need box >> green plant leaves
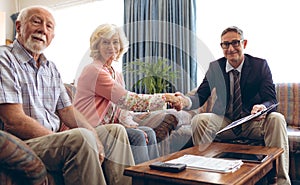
[124,58,178,94]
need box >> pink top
[74,61,166,127]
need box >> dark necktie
[231,70,242,135]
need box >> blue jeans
[126,126,159,164]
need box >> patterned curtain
[123,0,197,94]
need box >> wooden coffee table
[124,142,283,185]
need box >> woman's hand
[142,130,149,144]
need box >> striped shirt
[0,40,71,132]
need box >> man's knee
[63,128,98,151]
[110,124,127,136]
[191,113,210,129]
[265,112,287,133]
[267,112,287,126]
[268,112,285,120]
[99,124,129,143]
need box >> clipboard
[216,103,279,135]
[214,152,268,163]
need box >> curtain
[123,0,197,94]
[10,12,19,40]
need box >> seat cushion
[287,126,300,153]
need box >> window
[45,0,124,83]
[47,0,298,83]
[196,0,299,83]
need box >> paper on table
[216,103,279,135]
[165,154,243,173]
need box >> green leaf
[124,58,179,94]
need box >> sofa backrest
[189,83,300,128]
[276,83,300,128]
[64,82,300,128]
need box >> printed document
[166,154,243,173]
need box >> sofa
[164,83,300,183]
[1,83,298,184]
[0,130,51,185]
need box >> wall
[18,0,101,9]
[196,0,299,83]
[0,0,17,41]
[0,0,101,42]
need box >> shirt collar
[12,40,49,67]
[225,58,244,73]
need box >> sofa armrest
[0,131,47,185]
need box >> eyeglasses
[220,40,243,49]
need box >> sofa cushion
[0,130,47,185]
[287,126,300,152]
[276,83,300,128]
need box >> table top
[124,142,283,185]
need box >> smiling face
[97,34,121,64]
[221,31,247,68]
[16,7,55,55]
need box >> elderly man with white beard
[0,5,134,185]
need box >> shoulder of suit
[244,54,266,62]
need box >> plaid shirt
[0,40,71,132]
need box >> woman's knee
[142,127,157,143]
[127,128,146,145]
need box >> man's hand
[57,106,106,164]
[174,92,190,111]
[98,141,105,164]
[251,104,267,121]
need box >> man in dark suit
[173,26,290,185]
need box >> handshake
[164,93,190,111]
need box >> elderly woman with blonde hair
[74,23,179,164]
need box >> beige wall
[18,0,100,9]
[0,0,97,42]
[0,0,17,42]
[0,11,5,45]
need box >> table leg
[267,158,278,184]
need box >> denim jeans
[126,126,159,164]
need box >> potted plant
[124,58,178,94]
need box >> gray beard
[24,38,46,54]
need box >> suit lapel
[240,55,252,90]
[218,58,231,102]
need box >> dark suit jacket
[189,54,277,118]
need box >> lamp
[0,11,5,45]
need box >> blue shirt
[0,40,71,131]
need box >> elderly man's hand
[98,143,105,164]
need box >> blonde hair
[90,24,129,60]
